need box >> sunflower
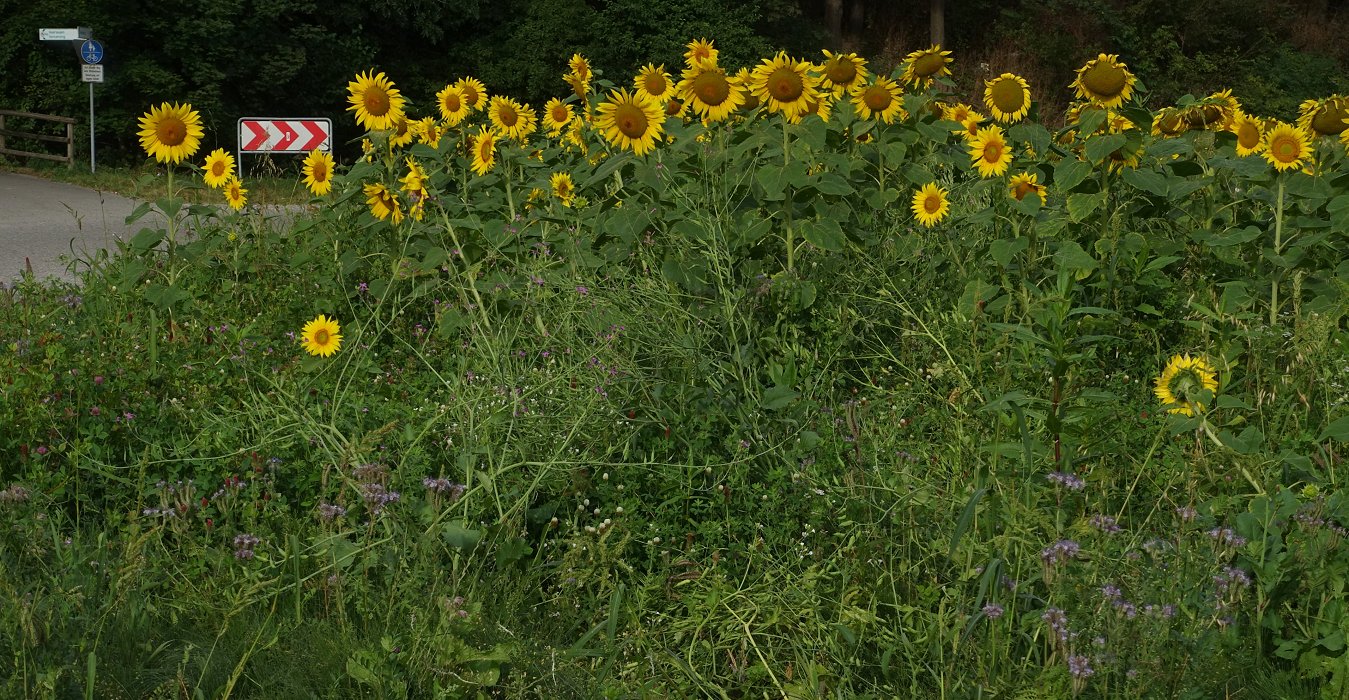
[943,102,977,125]
[969,126,1012,178]
[489,96,537,142]
[300,315,343,358]
[684,38,718,69]
[413,116,443,146]
[347,71,406,132]
[911,183,950,228]
[1154,354,1218,417]
[223,177,247,211]
[1183,90,1240,130]
[595,89,666,156]
[851,76,905,124]
[1151,107,1188,137]
[201,148,234,189]
[819,50,869,97]
[137,102,204,164]
[454,77,488,111]
[1297,96,1349,137]
[564,71,590,101]
[959,117,983,140]
[800,93,833,124]
[634,64,674,104]
[470,127,497,176]
[1071,54,1136,109]
[665,97,688,119]
[1008,172,1047,205]
[733,68,760,112]
[363,183,404,223]
[388,117,414,148]
[302,149,335,196]
[1262,122,1311,172]
[436,84,471,125]
[983,73,1031,123]
[543,98,574,135]
[550,172,576,207]
[749,52,821,121]
[569,54,592,83]
[901,45,954,89]
[400,159,428,221]
[677,61,745,123]
[1228,111,1264,157]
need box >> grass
[0,155,312,206]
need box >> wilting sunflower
[1228,111,1264,157]
[347,71,406,132]
[634,64,674,104]
[201,148,234,189]
[819,50,869,97]
[138,102,204,164]
[488,96,537,142]
[595,89,666,156]
[300,315,343,358]
[543,98,574,135]
[223,177,247,211]
[677,61,745,123]
[1182,90,1240,130]
[749,52,822,121]
[363,182,404,223]
[1008,172,1047,205]
[1154,354,1218,417]
[470,127,497,176]
[454,77,488,111]
[1072,54,1136,109]
[984,73,1031,123]
[1262,122,1311,171]
[1151,107,1188,137]
[901,45,954,89]
[1297,95,1349,137]
[550,172,576,207]
[436,84,470,125]
[684,38,718,68]
[969,126,1012,178]
[851,76,905,124]
[911,183,950,228]
[302,149,335,197]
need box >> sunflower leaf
[1054,159,1091,192]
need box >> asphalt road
[0,171,137,285]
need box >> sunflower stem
[1270,175,1285,327]
[783,117,795,273]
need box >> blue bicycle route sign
[80,39,103,65]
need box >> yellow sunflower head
[819,50,869,97]
[901,45,954,89]
[470,127,497,176]
[437,84,470,125]
[1229,111,1264,157]
[346,71,406,132]
[983,73,1031,123]
[850,76,905,124]
[413,116,443,146]
[489,96,537,142]
[454,77,488,111]
[1183,89,1240,130]
[300,315,343,358]
[302,149,335,197]
[969,125,1012,178]
[749,52,821,120]
[1071,54,1137,108]
[569,54,592,82]
[684,38,718,69]
[137,102,204,164]
[1008,172,1047,205]
[1151,107,1189,137]
[911,183,950,228]
[544,98,574,135]
[387,116,414,148]
[1154,354,1218,417]
[943,102,976,124]
[634,64,674,104]
[363,182,404,223]
[201,148,234,189]
[677,60,745,123]
[550,172,576,207]
[223,176,247,211]
[595,88,666,156]
[1262,122,1311,171]
[1297,95,1349,137]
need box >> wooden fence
[0,110,76,165]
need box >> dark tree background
[1,0,1345,166]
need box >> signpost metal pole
[79,38,104,173]
[89,82,95,173]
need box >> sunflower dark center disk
[769,69,804,101]
[157,118,187,147]
[365,89,390,116]
[863,87,891,111]
[983,142,1003,162]
[499,106,518,127]
[1311,103,1348,135]
[912,54,945,78]
[445,95,461,112]
[644,74,667,95]
[615,105,648,138]
[1237,123,1260,148]
[990,80,1025,112]
[924,195,942,213]
[315,330,329,344]
[1083,63,1126,97]
[827,61,856,84]
[693,74,729,105]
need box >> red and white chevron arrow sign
[237,118,331,153]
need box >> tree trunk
[826,0,844,49]
[848,0,865,38]
[931,0,945,46]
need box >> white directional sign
[237,118,332,153]
[39,28,89,41]
[81,65,104,83]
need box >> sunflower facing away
[634,64,675,104]
[223,177,247,211]
[969,125,1012,178]
[1297,96,1349,137]
[470,127,497,176]
[300,315,343,358]
[819,50,869,98]
[749,52,822,121]
[677,61,745,123]
[488,96,537,142]
[1151,107,1188,138]
[363,182,404,223]
[595,89,666,156]
[984,73,1031,123]
[684,38,718,69]
[347,71,406,132]
[400,158,428,221]
[1154,354,1218,417]
[302,149,335,196]
[1262,122,1311,171]
[1072,54,1137,109]
[550,172,576,207]
[851,76,905,124]
[201,148,234,189]
[543,98,574,135]
[437,84,470,125]
[138,102,204,164]
[1008,172,1047,205]
[901,45,953,88]
[1228,111,1264,157]
[911,183,950,228]
[454,77,488,111]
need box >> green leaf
[989,237,1028,267]
[442,521,482,550]
[1121,167,1169,197]
[1054,159,1091,191]
[761,384,800,411]
[1066,192,1106,222]
[1054,241,1098,274]
[801,218,845,251]
[812,173,855,196]
[129,227,165,252]
[1084,133,1128,163]
[902,163,935,185]
[1318,415,1349,443]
